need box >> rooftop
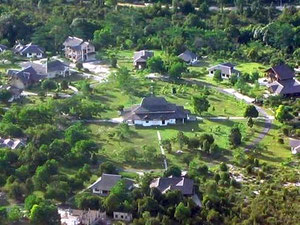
[267,64,295,80]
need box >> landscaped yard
[88,123,164,171]
[95,78,247,119]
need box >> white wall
[133,119,176,127]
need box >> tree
[162,139,172,153]
[41,79,57,91]
[8,206,22,223]
[244,105,259,118]
[30,201,61,225]
[229,127,242,147]
[61,80,68,90]
[0,50,15,63]
[191,95,210,115]
[213,70,222,82]
[177,131,188,149]
[164,165,181,177]
[76,62,83,70]
[168,62,186,79]
[275,105,293,122]
[123,147,138,162]
[0,89,12,103]
[247,117,254,128]
[99,162,117,175]
[174,202,191,223]
[111,66,133,93]
[25,194,42,211]
[147,56,165,73]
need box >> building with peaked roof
[88,174,134,196]
[21,60,70,78]
[266,64,300,97]
[59,208,106,225]
[121,96,191,127]
[63,36,95,62]
[7,66,46,89]
[133,50,154,69]
[208,62,240,79]
[290,139,300,155]
[13,42,44,58]
[0,44,7,53]
[0,138,25,150]
[150,176,194,196]
[178,50,198,65]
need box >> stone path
[157,131,168,170]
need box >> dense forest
[0,0,299,225]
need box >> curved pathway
[182,78,273,151]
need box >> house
[133,50,154,69]
[0,44,7,52]
[0,138,25,150]
[150,176,194,196]
[178,50,198,65]
[290,139,300,155]
[265,64,300,97]
[208,62,240,79]
[88,174,134,196]
[122,96,191,127]
[7,66,46,89]
[21,59,70,78]
[63,36,95,62]
[59,208,106,225]
[113,212,133,222]
[13,42,44,58]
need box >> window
[121,215,124,219]
[146,121,149,123]
[162,120,165,125]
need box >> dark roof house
[178,50,198,65]
[21,60,70,78]
[0,44,8,52]
[133,50,154,69]
[89,174,134,196]
[266,64,295,81]
[290,139,300,155]
[266,64,300,97]
[150,176,194,196]
[13,42,45,58]
[208,62,240,79]
[122,96,190,126]
[7,66,46,89]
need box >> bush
[76,62,83,70]
[278,138,284,144]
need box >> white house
[59,208,106,225]
[113,212,133,222]
[290,139,300,155]
[178,50,198,65]
[13,42,44,58]
[63,36,95,62]
[122,96,191,127]
[208,62,240,79]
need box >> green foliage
[0,89,12,103]
[213,70,222,82]
[174,202,191,223]
[191,95,210,115]
[30,201,60,225]
[275,105,294,122]
[164,165,181,177]
[41,79,57,91]
[147,56,165,73]
[229,127,242,147]
[244,105,259,118]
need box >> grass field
[95,78,247,119]
[88,123,164,171]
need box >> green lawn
[88,123,164,171]
[236,62,268,77]
[95,78,247,119]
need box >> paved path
[197,116,274,120]
[157,131,168,170]
[182,78,273,151]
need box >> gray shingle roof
[14,43,44,55]
[8,66,46,86]
[208,62,239,75]
[267,64,295,80]
[268,79,300,95]
[122,97,190,121]
[133,50,154,62]
[63,36,84,47]
[0,44,7,52]
[150,176,194,195]
[89,174,134,192]
[178,50,197,63]
[22,60,69,74]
